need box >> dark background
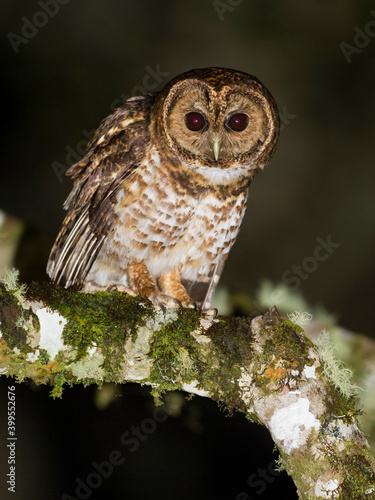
[1,1,374,498]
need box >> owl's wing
[47,94,156,287]
[182,259,225,310]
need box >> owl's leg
[127,261,183,311]
[158,270,195,308]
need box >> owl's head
[152,67,280,178]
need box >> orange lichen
[264,365,287,381]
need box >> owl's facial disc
[164,82,272,168]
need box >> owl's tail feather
[46,206,103,288]
[182,259,224,310]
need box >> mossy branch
[0,279,374,499]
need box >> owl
[47,68,280,310]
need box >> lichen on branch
[0,276,374,499]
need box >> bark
[0,280,374,499]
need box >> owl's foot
[127,261,196,314]
[158,270,194,308]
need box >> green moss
[322,441,375,499]
[6,352,31,382]
[148,309,200,395]
[0,281,156,396]
[277,421,375,499]
[203,317,254,413]
[148,313,255,413]
[37,348,50,366]
[321,391,362,428]
[277,448,324,498]
[50,372,71,399]
[252,315,315,395]
[205,316,255,363]
[27,281,152,379]
[262,318,311,364]
[0,283,29,352]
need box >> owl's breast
[111,159,198,268]
[178,190,248,280]
[109,152,248,280]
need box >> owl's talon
[158,303,167,317]
[173,298,184,314]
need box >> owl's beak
[211,137,222,161]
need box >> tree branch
[0,280,374,499]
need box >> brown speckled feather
[47,94,156,286]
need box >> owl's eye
[225,113,249,132]
[185,112,207,132]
